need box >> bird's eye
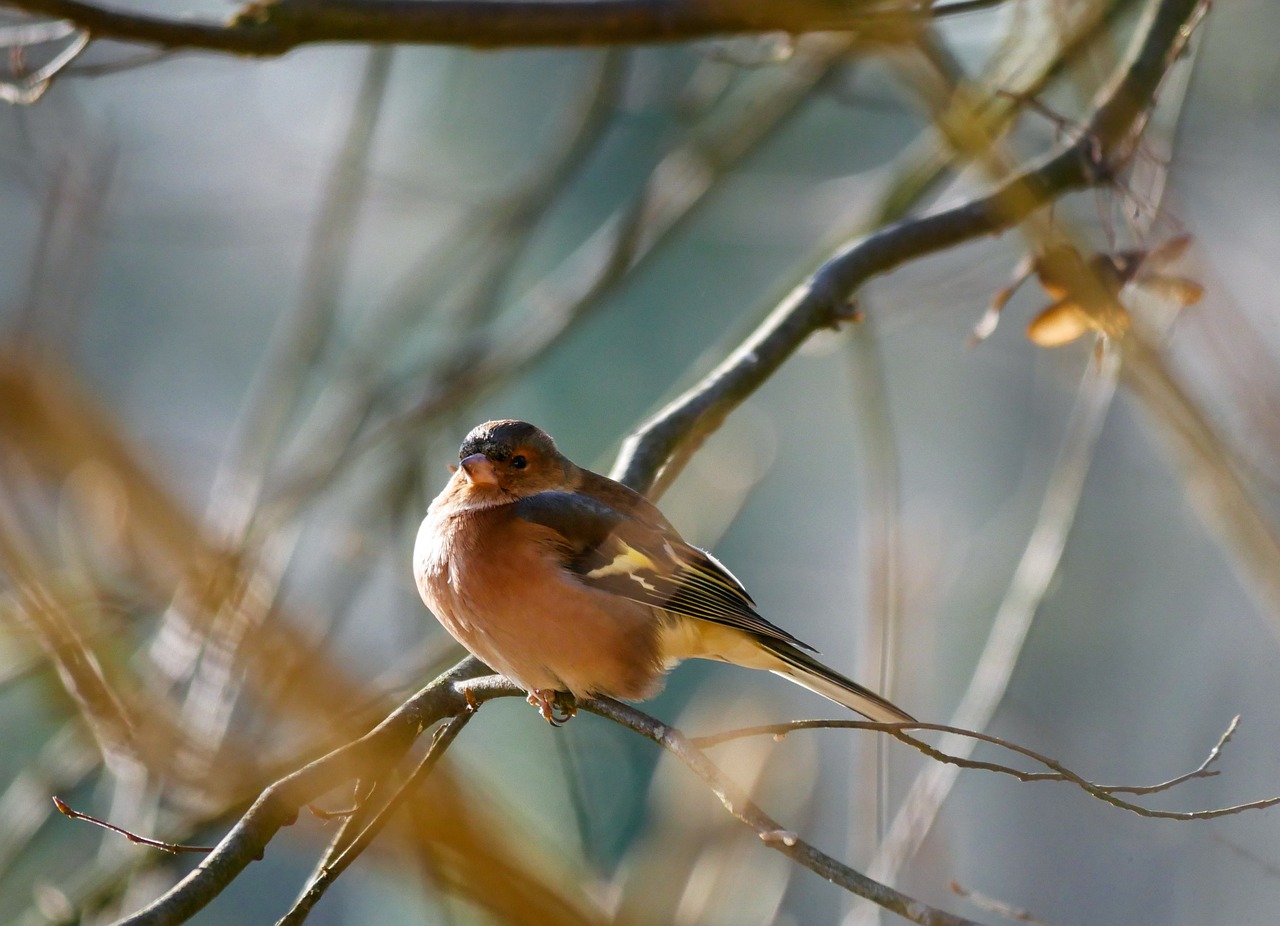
[510,455,527,470]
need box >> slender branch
[583,698,985,926]
[611,0,1208,495]
[104,664,1259,924]
[688,717,1280,821]
[51,797,214,854]
[277,710,476,926]
[0,0,996,56]
[1099,715,1238,796]
[112,658,492,926]
[948,883,1057,926]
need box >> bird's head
[452,420,571,499]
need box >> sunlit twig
[949,881,1057,926]
[690,715,1278,820]
[52,796,214,854]
[279,710,475,926]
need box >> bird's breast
[412,509,467,627]
[412,504,666,700]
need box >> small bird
[414,420,914,725]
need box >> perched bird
[414,420,914,725]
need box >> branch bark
[0,0,992,55]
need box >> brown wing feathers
[513,491,815,652]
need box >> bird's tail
[758,639,915,724]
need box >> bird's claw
[529,689,577,726]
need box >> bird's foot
[528,689,577,726]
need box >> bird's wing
[513,491,815,652]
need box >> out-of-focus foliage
[1,1,1279,924]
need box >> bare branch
[581,699,987,926]
[100,654,1257,923]
[689,717,1280,821]
[112,657,491,926]
[278,710,476,926]
[1100,715,1239,796]
[0,0,994,56]
[107,665,986,926]
[51,797,214,854]
[612,0,1209,495]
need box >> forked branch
[612,0,1208,496]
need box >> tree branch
[94,676,1274,926]
[611,0,1207,496]
[0,0,994,56]
[277,709,476,926]
[583,698,986,926]
[689,716,1280,821]
[108,670,994,926]
[112,657,491,926]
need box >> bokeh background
[2,0,1279,924]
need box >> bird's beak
[458,452,500,487]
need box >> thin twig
[52,797,214,854]
[949,882,1057,926]
[111,658,492,926]
[0,723,97,878]
[581,699,987,926]
[277,710,475,926]
[1099,715,1239,795]
[688,717,1280,821]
